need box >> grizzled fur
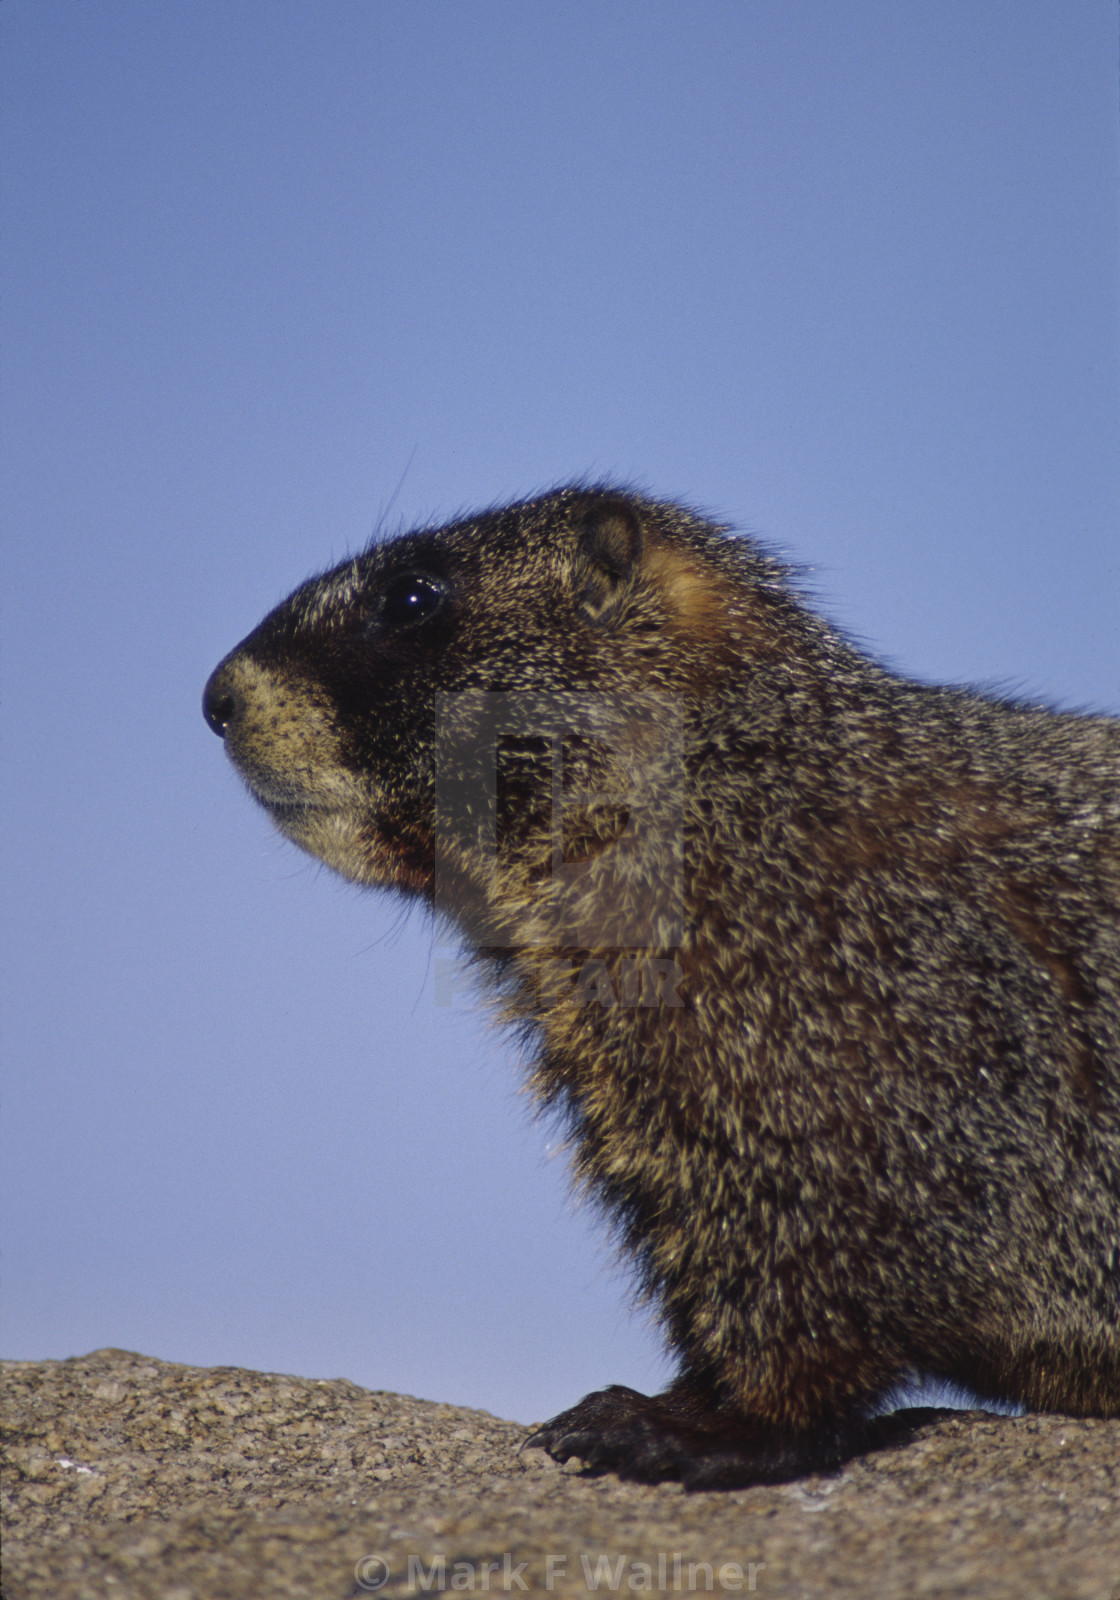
[204,486,1120,1489]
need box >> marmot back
[204,486,1120,1488]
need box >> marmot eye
[379,571,446,628]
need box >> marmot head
[203,486,789,944]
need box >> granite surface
[3,1349,1119,1599]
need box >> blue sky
[2,0,1117,1424]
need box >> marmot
[203,486,1120,1489]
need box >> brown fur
[204,486,1120,1487]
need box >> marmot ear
[571,496,644,618]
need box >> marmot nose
[202,664,240,737]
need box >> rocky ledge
[2,1349,1118,1599]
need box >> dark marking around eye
[379,571,446,629]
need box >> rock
[2,1349,1118,1598]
